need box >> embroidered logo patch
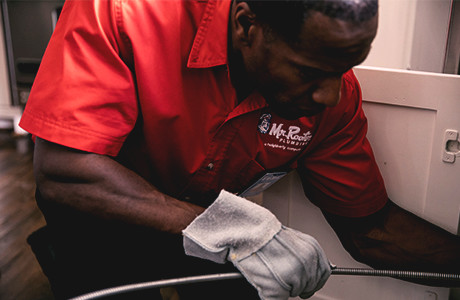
[264,123,313,152]
[258,113,272,134]
[263,122,313,152]
[258,113,313,152]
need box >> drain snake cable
[69,266,460,300]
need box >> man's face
[243,12,378,120]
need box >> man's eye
[298,68,346,81]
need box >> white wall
[0,11,12,108]
[362,0,417,70]
[362,0,453,73]
[0,10,21,129]
[410,0,452,73]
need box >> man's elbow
[32,137,78,203]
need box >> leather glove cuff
[183,190,282,263]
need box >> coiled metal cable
[70,268,460,300]
[331,267,460,281]
[69,273,242,300]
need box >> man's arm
[322,200,460,285]
[33,137,205,234]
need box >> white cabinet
[356,67,460,234]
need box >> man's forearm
[34,137,205,234]
[323,200,460,286]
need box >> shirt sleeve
[19,0,137,156]
[298,71,388,218]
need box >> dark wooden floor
[0,130,54,300]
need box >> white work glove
[183,190,331,300]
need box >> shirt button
[206,162,214,170]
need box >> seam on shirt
[187,0,216,67]
[22,109,125,144]
[114,0,133,62]
[343,71,356,87]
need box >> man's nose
[311,76,342,107]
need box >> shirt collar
[187,0,232,68]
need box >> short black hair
[244,0,378,42]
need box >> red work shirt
[20,0,387,217]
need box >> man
[20,0,459,299]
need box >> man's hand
[323,200,460,286]
[183,190,331,299]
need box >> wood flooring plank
[0,131,53,300]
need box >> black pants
[29,192,260,300]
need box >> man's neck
[227,50,254,102]
[227,1,255,102]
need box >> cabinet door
[356,66,460,233]
[263,66,460,300]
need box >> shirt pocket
[177,158,266,207]
[226,159,266,194]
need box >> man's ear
[232,1,257,45]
